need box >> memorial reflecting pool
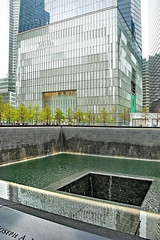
[0,153,160,189]
[0,153,160,239]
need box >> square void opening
[58,173,152,206]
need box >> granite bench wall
[0,127,61,164]
[0,126,160,164]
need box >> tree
[11,107,17,125]
[32,105,40,124]
[66,108,74,124]
[38,109,44,124]
[4,103,15,124]
[74,109,84,124]
[84,109,94,125]
[120,107,130,125]
[99,108,110,125]
[54,108,65,125]
[42,104,53,125]
[0,95,4,124]
[17,103,29,124]
[28,106,34,124]
[142,106,149,126]
[112,105,118,125]
[142,106,149,113]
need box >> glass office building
[16,1,142,119]
[0,78,16,107]
[148,0,160,112]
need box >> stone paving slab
[0,205,112,240]
[0,198,145,240]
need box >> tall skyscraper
[142,59,149,108]
[148,0,160,57]
[118,0,142,49]
[8,0,20,92]
[0,0,20,106]
[0,0,19,106]
[15,0,142,122]
[147,0,160,112]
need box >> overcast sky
[0,0,149,79]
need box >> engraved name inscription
[0,225,35,240]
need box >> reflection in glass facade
[19,0,50,33]
[18,0,115,33]
[17,6,142,118]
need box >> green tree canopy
[84,109,94,125]
[17,103,29,124]
[99,108,110,125]
[65,108,74,123]
[42,104,53,124]
[112,105,118,124]
[119,107,130,125]
[142,106,149,126]
[0,95,4,124]
[32,105,40,124]
[142,106,149,113]
[4,103,15,124]
[54,108,65,125]
[28,106,34,124]
[74,109,84,124]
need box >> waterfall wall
[0,126,160,164]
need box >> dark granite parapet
[63,138,160,159]
[62,127,160,160]
[1,126,160,164]
[0,127,61,164]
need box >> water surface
[0,153,160,191]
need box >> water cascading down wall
[0,126,160,164]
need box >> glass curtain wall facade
[148,0,160,57]
[18,0,141,49]
[0,78,16,106]
[148,0,160,112]
[16,6,142,118]
[18,0,116,33]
